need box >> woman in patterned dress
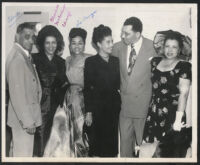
[143,31,192,157]
[44,28,90,157]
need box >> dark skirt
[87,99,120,157]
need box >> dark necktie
[28,55,38,79]
[28,55,34,64]
[127,44,136,76]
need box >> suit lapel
[15,44,38,80]
[120,42,129,81]
[127,38,147,81]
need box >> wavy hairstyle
[163,31,184,50]
[92,24,112,48]
[36,25,65,55]
[69,28,87,44]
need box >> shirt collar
[131,36,143,54]
[15,43,30,57]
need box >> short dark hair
[16,22,34,34]
[69,28,87,44]
[163,31,183,49]
[36,25,64,55]
[124,17,143,33]
[92,24,112,47]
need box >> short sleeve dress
[143,57,192,143]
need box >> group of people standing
[6,16,192,158]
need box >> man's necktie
[28,55,34,64]
[127,44,136,76]
[28,55,38,79]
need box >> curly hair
[36,25,65,55]
[123,17,143,33]
[92,24,112,47]
[163,31,184,49]
[69,28,87,43]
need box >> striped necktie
[127,44,136,76]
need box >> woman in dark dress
[143,31,192,157]
[84,24,121,157]
[32,25,68,157]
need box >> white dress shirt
[126,36,143,69]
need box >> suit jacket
[6,44,42,129]
[112,37,156,118]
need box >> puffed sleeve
[150,56,162,70]
[179,61,192,81]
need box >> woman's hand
[173,121,187,131]
[85,112,92,126]
[173,111,186,131]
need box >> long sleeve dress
[84,54,121,157]
[32,53,68,157]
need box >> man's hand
[25,127,36,135]
[24,123,36,135]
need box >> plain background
[2,2,198,163]
[5,3,192,59]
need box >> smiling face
[44,36,57,56]
[121,25,140,45]
[18,28,35,52]
[69,36,85,56]
[97,35,113,55]
[164,39,180,59]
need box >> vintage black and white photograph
[1,2,198,162]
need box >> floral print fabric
[143,57,191,143]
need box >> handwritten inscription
[8,12,23,28]
[62,11,72,27]
[50,5,59,22]
[76,10,97,27]
[50,4,72,27]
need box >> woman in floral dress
[143,31,192,157]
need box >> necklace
[158,58,180,72]
[163,59,178,67]
[99,54,109,62]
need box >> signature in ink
[54,4,66,25]
[50,4,59,22]
[8,12,23,28]
[62,11,72,27]
[76,10,97,27]
[50,4,72,27]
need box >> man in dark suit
[112,17,157,157]
[6,23,42,156]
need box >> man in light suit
[6,23,42,157]
[112,17,156,157]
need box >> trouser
[12,127,34,157]
[33,112,53,157]
[119,112,146,157]
[6,125,12,157]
